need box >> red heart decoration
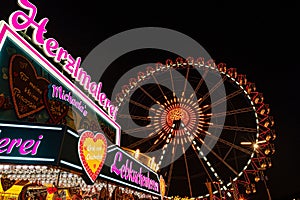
[44,87,69,124]
[47,187,58,194]
[78,131,107,183]
[9,54,50,119]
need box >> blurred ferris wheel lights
[240,140,267,146]
[253,143,259,150]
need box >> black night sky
[0,1,299,200]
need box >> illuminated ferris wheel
[113,57,276,199]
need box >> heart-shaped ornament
[44,87,69,124]
[9,54,50,118]
[79,117,101,132]
[1,177,16,192]
[78,130,107,183]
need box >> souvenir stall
[0,1,165,199]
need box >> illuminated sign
[0,12,121,146]
[0,2,162,197]
[0,120,161,197]
[78,130,107,183]
[49,84,88,117]
[0,120,64,165]
[8,0,118,121]
[100,146,161,196]
[110,151,159,192]
[0,134,43,155]
[60,131,161,197]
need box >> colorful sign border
[0,20,121,146]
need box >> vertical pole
[263,177,272,200]
[231,179,239,200]
[216,182,223,199]
[56,170,61,187]
[205,181,213,200]
[106,180,109,199]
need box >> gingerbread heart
[79,117,101,132]
[1,177,16,192]
[78,130,107,183]
[9,54,50,118]
[44,87,69,124]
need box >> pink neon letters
[110,151,159,192]
[0,134,43,155]
[51,84,88,116]
[8,0,48,45]
[8,0,118,121]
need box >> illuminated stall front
[0,0,165,199]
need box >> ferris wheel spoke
[181,142,193,197]
[181,67,190,98]
[202,88,244,113]
[209,124,257,133]
[194,136,239,176]
[191,145,219,191]
[120,97,162,114]
[208,88,243,110]
[183,123,224,191]
[146,135,166,153]
[222,144,234,163]
[189,68,209,99]
[145,123,177,153]
[211,107,254,118]
[122,126,154,134]
[169,68,176,98]
[166,143,177,196]
[118,114,152,121]
[151,74,169,102]
[136,83,164,107]
[199,76,227,104]
[196,128,252,155]
[127,131,160,149]
[129,99,161,113]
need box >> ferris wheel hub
[166,107,190,128]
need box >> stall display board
[0,1,164,198]
[0,20,121,146]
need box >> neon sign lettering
[110,151,159,192]
[0,134,43,155]
[8,0,118,120]
[8,0,48,45]
[50,84,88,116]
